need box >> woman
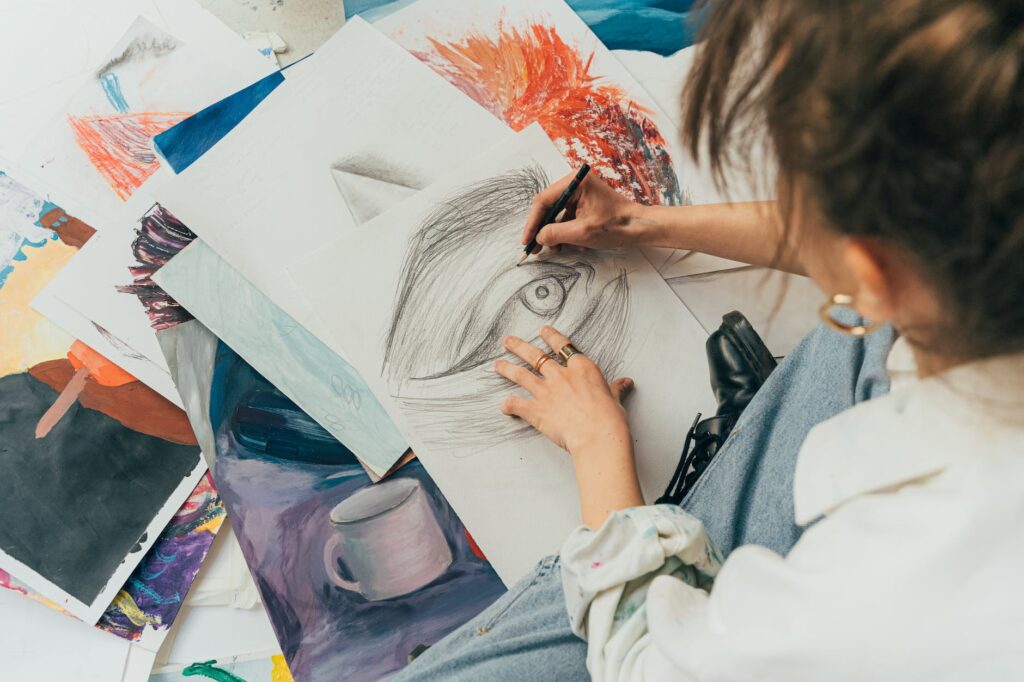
[397,0,1024,679]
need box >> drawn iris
[519,272,578,317]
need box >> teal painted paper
[154,241,406,474]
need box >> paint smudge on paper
[116,204,196,330]
[150,654,294,682]
[0,569,27,595]
[68,112,191,200]
[0,173,58,288]
[183,660,248,681]
[413,21,682,206]
[97,472,224,640]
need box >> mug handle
[323,533,360,593]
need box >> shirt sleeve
[561,475,984,682]
[560,505,723,681]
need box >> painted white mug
[323,477,453,601]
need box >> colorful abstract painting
[97,471,224,642]
[199,345,505,681]
[0,170,205,623]
[349,0,700,56]
[378,0,686,208]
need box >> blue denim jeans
[394,322,897,681]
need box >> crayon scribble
[68,112,191,200]
[415,22,683,206]
[99,73,130,113]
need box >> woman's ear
[843,240,896,325]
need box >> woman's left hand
[495,326,635,456]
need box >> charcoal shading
[383,165,630,448]
[96,33,179,77]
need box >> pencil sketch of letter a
[382,164,630,449]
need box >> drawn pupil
[520,276,567,316]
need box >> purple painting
[97,471,224,640]
[209,344,506,681]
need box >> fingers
[500,395,537,425]
[502,336,560,376]
[494,359,543,395]
[610,377,635,403]
[539,325,575,359]
[520,172,578,246]
[535,217,591,249]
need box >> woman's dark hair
[683,0,1024,359]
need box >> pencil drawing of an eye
[519,272,577,316]
[382,164,629,448]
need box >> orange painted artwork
[411,22,683,208]
[68,112,191,201]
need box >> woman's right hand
[521,172,646,252]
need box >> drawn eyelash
[518,271,578,316]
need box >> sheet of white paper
[375,0,717,277]
[0,0,272,166]
[156,17,513,345]
[154,240,408,476]
[41,226,172,371]
[14,14,273,228]
[0,590,132,682]
[31,285,182,406]
[669,268,821,357]
[287,126,715,585]
[154,605,279,670]
[123,644,159,682]
[0,461,208,624]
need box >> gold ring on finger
[534,354,554,373]
[557,343,582,362]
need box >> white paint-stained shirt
[561,343,1024,680]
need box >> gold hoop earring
[819,293,880,336]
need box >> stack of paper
[5,1,738,680]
